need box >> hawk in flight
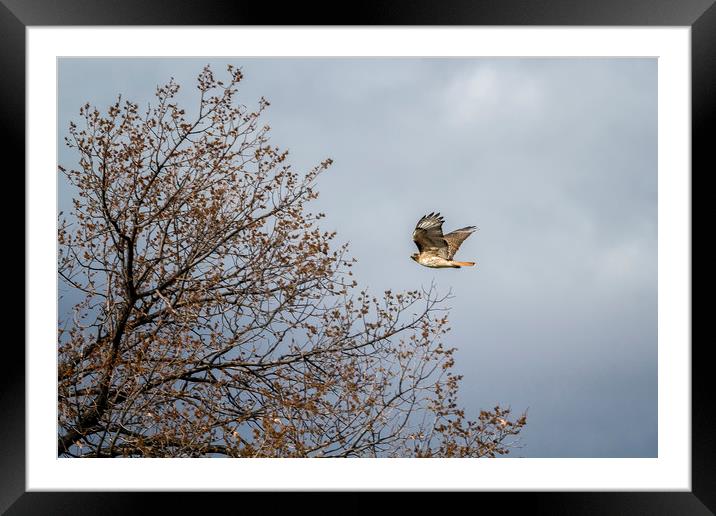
[411,212,477,268]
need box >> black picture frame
[6,0,711,513]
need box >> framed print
[7,0,712,513]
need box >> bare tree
[58,65,526,458]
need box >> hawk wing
[443,226,477,259]
[413,212,449,259]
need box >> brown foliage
[57,65,526,457]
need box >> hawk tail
[453,261,475,267]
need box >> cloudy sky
[58,57,657,457]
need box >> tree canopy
[58,65,526,457]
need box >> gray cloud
[58,57,657,457]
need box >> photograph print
[57,57,656,459]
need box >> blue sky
[58,57,657,457]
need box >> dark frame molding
[7,1,711,513]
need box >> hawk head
[410,252,419,262]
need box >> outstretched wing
[443,226,477,259]
[413,212,449,258]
